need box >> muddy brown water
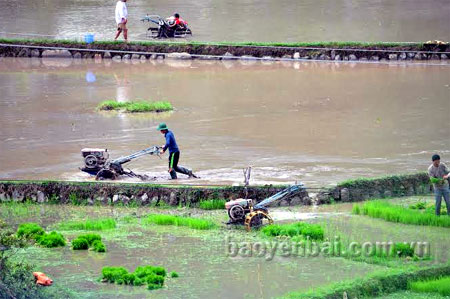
[0,57,449,186]
[0,58,450,186]
[0,0,449,42]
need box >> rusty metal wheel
[244,210,273,231]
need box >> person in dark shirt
[158,123,196,179]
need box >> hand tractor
[80,146,161,180]
[225,183,305,231]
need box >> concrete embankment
[316,172,432,204]
[0,173,432,206]
[0,39,449,62]
[0,181,311,207]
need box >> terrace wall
[0,40,449,62]
[316,172,432,204]
[0,173,433,206]
[0,181,310,207]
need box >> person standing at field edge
[114,0,128,42]
[428,154,450,216]
[158,123,197,180]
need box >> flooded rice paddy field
[0,0,449,42]
[0,57,450,186]
[1,195,449,298]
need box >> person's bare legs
[123,28,128,42]
[114,27,122,40]
[115,22,127,41]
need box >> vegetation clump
[92,240,106,252]
[16,223,65,248]
[409,201,426,210]
[36,232,66,248]
[198,199,226,210]
[145,214,216,230]
[409,276,450,296]
[261,222,324,241]
[392,243,415,258]
[77,233,102,246]
[352,200,450,227]
[97,100,173,113]
[170,271,179,278]
[17,223,45,239]
[58,218,116,231]
[430,177,445,185]
[101,265,166,290]
[71,233,106,252]
[72,237,89,250]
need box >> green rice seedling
[121,215,138,224]
[97,100,173,113]
[352,204,361,215]
[101,265,166,290]
[97,100,126,110]
[16,223,45,239]
[261,222,324,240]
[69,193,83,205]
[145,214,216,230]
[409,202,426,210]
[392,243,415,258]
[57,218,116,231]
[92,240,106,252]
[409,276,450,296]
[354,200,450,227]
[36,231,66,248]
[124,101,173,113]
[425,204,447,215]
[72,238,89,250]
[430,177,445,185]
[101,267,129,283]
[77,233,102,246]
[135,266,166,278]
[198,199,226,210]
[170,272,179,278]
[123,273,137,285]
[147,283,162,290]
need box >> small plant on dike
[57,218,116,231]
[352,200,450,227]
[409,276,450,296]
[170,271,179,278]
[97,100,173,113]
[260,222,324,241]
[198,199,226,210]
[101,265,167,290]
[145,214,217,230]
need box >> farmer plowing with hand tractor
[158,123,198,180]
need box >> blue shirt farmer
[163,130,179,154]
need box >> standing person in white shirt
[114,0,128,42]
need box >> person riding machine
[157,13,188,38]
[141,13,192,38]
